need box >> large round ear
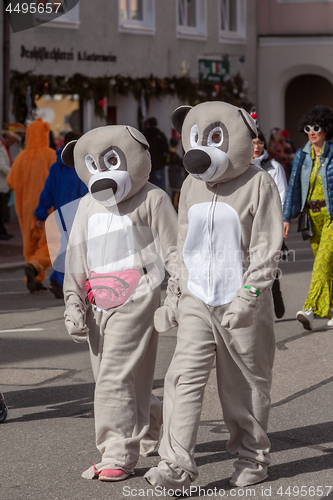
[238,109,258,139]
[61,140,77,167]
[172,106,192,134]
[126,126,149,150]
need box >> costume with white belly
[61,125,178,480]
[145,102,283,489]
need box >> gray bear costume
[61,126,178,479]
[145,102,283,488]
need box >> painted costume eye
[207,127,223,147]
[190,125,200,147]
[85,154,98,174]
[104,150,121,170]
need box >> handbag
[297,211,314,240]
[297,160,321,241]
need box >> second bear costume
[145,101,283,489]
[61,125,178,481]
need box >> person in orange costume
[7,118,56,292]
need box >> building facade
[4,0,257,140]
[258,0,333,149]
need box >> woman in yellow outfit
[283,105,333,330]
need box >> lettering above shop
[20,46,117,63]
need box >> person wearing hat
[0,125,24,240]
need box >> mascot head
[172,101,257,184]
[61,125,151,206]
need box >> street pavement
[0,220,332,500]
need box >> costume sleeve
[243,177,283,292]
[151,192,180,332]
[6,150,24,190]
[34,167,55,221]
[63,200,90,341]
[222,177,283,330]
[151,192,178,280]
[63,200,88,304]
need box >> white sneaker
[296,308,314,330]
[327,318,333,328]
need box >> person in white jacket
[252,129,288,318]
[0,128,21,240]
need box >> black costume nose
[183,149,211,175]
[91,178,118,201]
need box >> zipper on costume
[101,211,113,269]
[207,189,218,300]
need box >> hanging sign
[198,58,229,83]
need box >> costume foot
[0,393,8,423]
[296,308,313,330]
[49,280,64,299]
[25,264,38,292]
[98,469,130,482]
[230,459,268,487]
[144,461,191,490]
[90,464,130,482]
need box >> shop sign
[20,45,117,63]
[198,58,229,83]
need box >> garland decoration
[10,70,252,124]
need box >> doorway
[285,75,333,151]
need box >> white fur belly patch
[87,212,134,273]
[183,202,243,306]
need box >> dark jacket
[35,148,88,221]
[144,127,169,171]
[283,141,333,222]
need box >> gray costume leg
[212,289,275,486]
[145,290,275,488]
[83,289,161,478]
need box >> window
[119,0,155,35]
[35,0,80,29]
[219,0,246,42]
[177,0,207,40]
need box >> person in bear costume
[60,125,178,481]
[145,101,283,489]
[7,118,56,291]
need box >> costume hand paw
[154,292,180,333]
[64,305,89,343]
[221,287,258,330]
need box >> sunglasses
[304,125,322,134]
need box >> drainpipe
[3,3,10,124]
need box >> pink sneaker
[98,468,130,482]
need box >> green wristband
[244,285,260,297]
